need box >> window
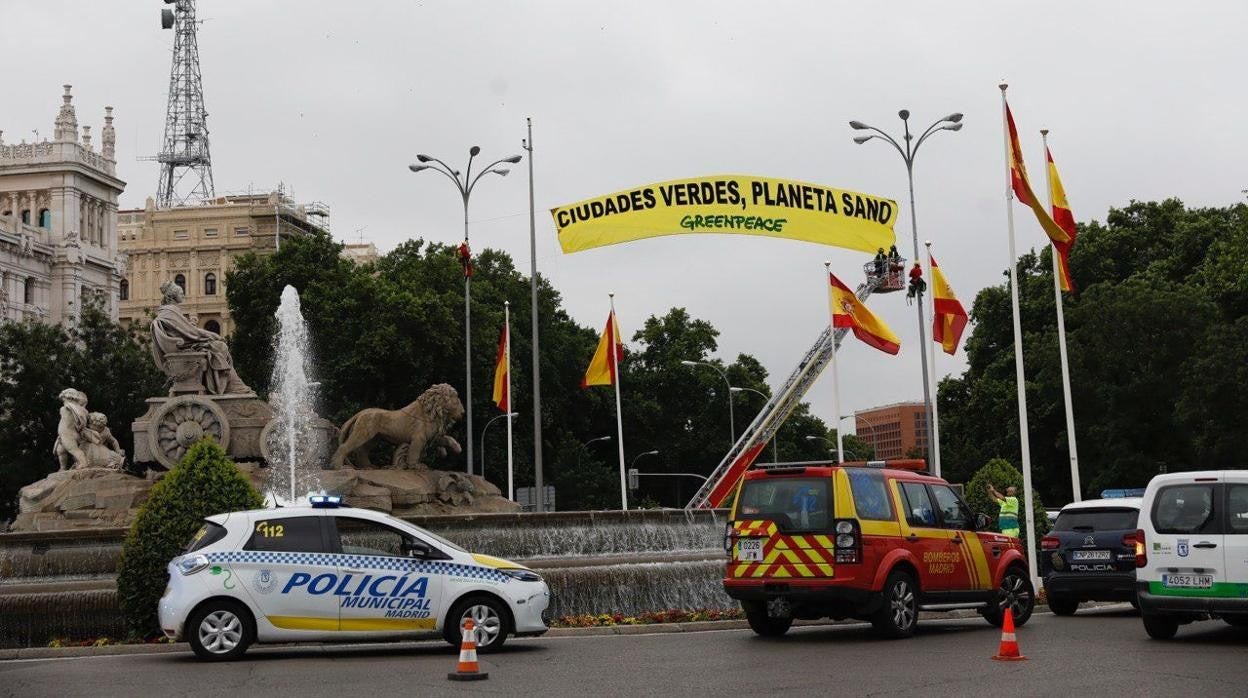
[899,482,937,528]
[1152,484,1219,535]
[334,517,416,558]
[204,227,218,238]
[736,477,831,532]
[204,272,217,295]
[930,484,972,530]
[244,516,326,553]
[186,521,228,553]
[20,210,30,224]
[119,278,129,301]
[234,226,250,236]
[1053,508,1139,532]
[38,209,50,228]
[1226,485,1248,534]
[173,229,189,240]
[23,277,34,304]
[174,274,186,293]
[847,469,894,521]
[204,319,221,334]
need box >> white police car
[159,496,550,660]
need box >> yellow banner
[551,174,897,254]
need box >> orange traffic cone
[448,618,489,681]
[992,607,1027,661]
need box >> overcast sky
[5,1,1245,437]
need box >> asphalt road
[4,605,1247,697]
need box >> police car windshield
[736,477,831,533]
[401,522,467,553]
[1053,508,1138,532]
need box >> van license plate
[1162,574,1214,589]
[737,539,763,562]
[1071,550,1111,561]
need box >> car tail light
[1128,529,1147,568]
[833,519,861,563]
[1041,535,1060,551]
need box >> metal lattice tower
[153,0,214,207]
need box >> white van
[1132,471,1248,639]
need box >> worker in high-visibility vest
[987,484,1020,537]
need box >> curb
[2,603,1069,661]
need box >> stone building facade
[118,193,329,334]
[0,85,125,324]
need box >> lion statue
[330,383,465,469]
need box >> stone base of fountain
[11,468,155,532]
[236,463,521,515]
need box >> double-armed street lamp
[805,434,859,462]
[681,360,735,447]
[409,146,522,475]
[849,110,963,466]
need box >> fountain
[260,286,326,505]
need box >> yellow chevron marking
[772,567,792,579]
[816,563,835,576]
[814,535,835,548]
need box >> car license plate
[736,538,763,562]
[1162,574,1214,589]
[1070,550,1112,561]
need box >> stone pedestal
[132,393,273,469]
[162,350,210,396]
[12,469,154,532]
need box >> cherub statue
[84,411,125,469]
[53,388,90,470]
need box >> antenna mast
[153,0,214,207]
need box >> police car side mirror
[974,513,991,531]
[405,540,433,559]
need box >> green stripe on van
[1147,581,1248,598]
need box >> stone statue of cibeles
[150,281,252,395]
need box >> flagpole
[824,262,845,463]
[1041,129,1082,503]
[609,293,629,510]
[1000,83,1039,586]
[504,301,514,501]
[923,241,942,477]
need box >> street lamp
[630,449,660,469]
[730,386,778,463]
[480,411,518,481]
[577,435,612,469]
[681,360,734,447]
[805,435,859,462]
[849,110,962,466]
[840,414,877,458]
[408,146,523,475]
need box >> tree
[0,300,165,523]
[116,439,264,636]
[965,458,1049,549]
[939,199,1248,506]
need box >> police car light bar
[309,495,342,508]
[1100,488,1145,499]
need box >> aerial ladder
[685,259,907,509]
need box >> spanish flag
[829,272,901,355]
[491,323,509,411]
[582,310,624,387]
[929,254,968,355]
[1005,102,1071,246]
[1045,147,1077,293]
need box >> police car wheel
[187,600,253,661]
[445,596,510,652]
[1048,597,1079,616]
[985,566,1034,628]
[742,601,792,637]
[1142,614,1179,639]
[871,571,918,639]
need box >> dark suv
[1040,498,1142,615]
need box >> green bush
[966,458,1050,551]
[116,439,264,637]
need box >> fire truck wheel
[742,601,792,637]
[871,571,918,639]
